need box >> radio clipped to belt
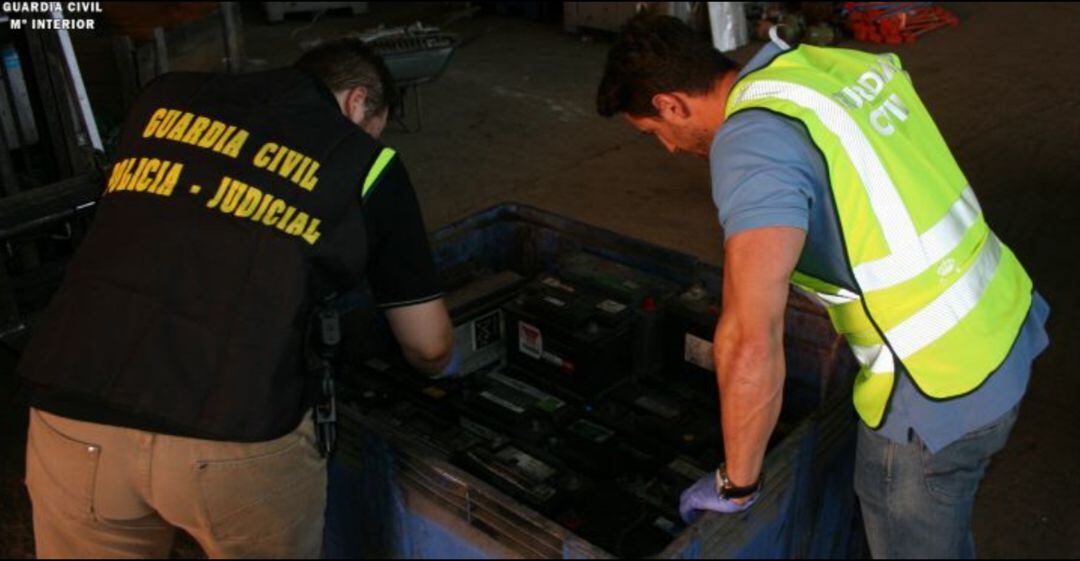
[309,296,342,458]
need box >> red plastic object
[843,2,959,44]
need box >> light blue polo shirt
[711,42,1050,453]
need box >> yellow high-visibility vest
[726,45,1033,427]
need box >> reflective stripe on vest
[362,147,396,199]
[726,46,1033,428]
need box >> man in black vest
[18,40,454,558]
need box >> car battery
[660,284,721,394]
[556,252,682,378]
[502,275,637,398]
[445,270,529,377]
[455,366,574,445]
[555,252,681,308]
[541,416,666,478]
[661,284,833,413]
[589,378,722,460]
[603,455,710,541]
[454,440,586,515]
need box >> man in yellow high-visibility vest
[596,14,1049,558]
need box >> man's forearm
[715,338,785,488]
[385,298,454,376]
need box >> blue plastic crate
[324,203,863,559]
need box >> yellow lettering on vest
[197,122,226,149]
[284,212,308,236]
[119,158,139,191]
[267,144,287,173]
[301,218,322,245]
[154,110,180,139]
[213,126,235,153]
[262,199,286,226]
[157,163,183,196]
[290,158,310,184]
[219,179,247,213]
[143,109,167,138]
[134,159,151,191]
[278,151,304,180]
[106,158,128,192]
[234,185,264,218]
[253,143,278,168]
[165,113,193,142]
[148,161,170,193]
[221,129,248,159]
[105,161,118,192]
[181,116,210,145]
[206,177,230,209]
[299,161,319,191]
[275,206,296,232]
[135,159,159,192]
[251,193,274,222]
[123,159,148,190]
[116,159,136,191]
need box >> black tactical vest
[18,69,381,441]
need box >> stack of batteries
[339,251,808,557]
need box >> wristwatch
[715,463,763,500]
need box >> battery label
[684,333,716,371]
[596,299,627,314]
[497,446,557,482]
[541,351,566,369]
[488,372,565,411]
[480,391,527,414]
[543,296,567,308]
[518,321,543,359]
[541,276,576,293]
[471,309,502,351]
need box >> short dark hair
[294,38,399,114]
[597,13,738,117]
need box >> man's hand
[384,298,454,375]
[714,226,805,489]
[678,473,758,523]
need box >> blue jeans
[854,405,1020,559]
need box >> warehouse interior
[1,2,1078,558]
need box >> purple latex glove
[678,472,758,524]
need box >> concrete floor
[2,2,1078,557]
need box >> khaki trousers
[24,407,327,559]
